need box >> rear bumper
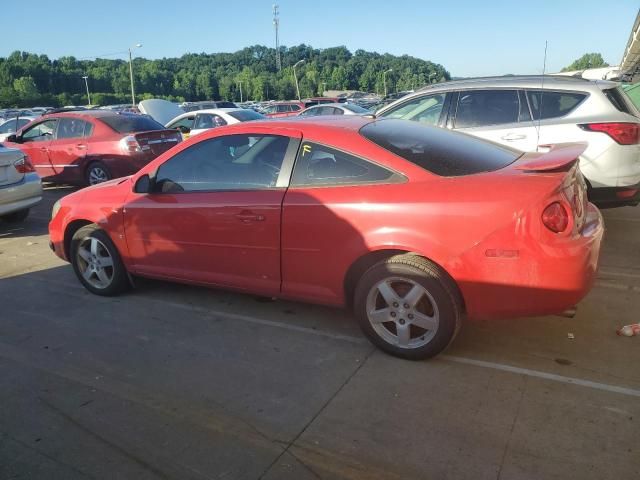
[455,203,604,320]
[0,173,42,216]
[588,183,640,208]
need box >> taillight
[542,202,569,233]
[14,156,35,173]
[119,135,142,153]
[579,123,640,145]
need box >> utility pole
[238,81,243,103]
[82,75,91,106]
[129,43,142,106]
[383,68,393,97]
[321,82,327,96]
[273,4,281,71]
[293,59,305,101]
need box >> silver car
[298,103,371,117]
[0,144,42,222]
[376,75,640,207]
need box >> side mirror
[133,174,155,194]
[6,134,18,143]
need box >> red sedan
[4,111,182,186]
[48,117,604,359]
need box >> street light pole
[238,81,243,103]
[293,59,305,101]
[128,43,142,107]
[383,68,393,97]
[82,75,91,106]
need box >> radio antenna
[536,41,548,151]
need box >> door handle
[501,133,526,141]
[39,147,48,152]
[235,211,265,223]
[76,144,87,150]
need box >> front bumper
[454,203,604,320]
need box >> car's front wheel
[70,224,129,296]
[354,255,462,360]
[85,161,112,186]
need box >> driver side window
[22,119,57,143]
[154,134,292,193]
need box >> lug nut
[408,314,414,320]
[399,319,405,325]
[393,302,399,308]
[390,312,397,317]
[404,303,410,309]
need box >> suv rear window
[360,119,521,177]
[603,87,636,116]
[100,114,165,133]
[526,90,586,120]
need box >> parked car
[0,116,37,141]
[4,111,182,186]
[298,103,371,117]
[0,144,42,223]
[376,75,640,207]
[166,108,265,139]
[49,117,603,360]
[180,101,238,112]
[263,102,306,118]
[302,97,347,106]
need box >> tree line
[0,45,451,108]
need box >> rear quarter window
[526,90,586,120]
[603,87,638,116]
[100,114,165,133]
[360,119,521,177]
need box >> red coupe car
[4,111,182,186]
[49,117,603,359]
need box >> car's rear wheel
[70,224,129,296]
[1,208,30,223]
[86,161,112,186]
[354,255,461,360]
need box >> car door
[46,118,93,181]
[451,89,538,151]
[190,113,227,137]
[122,129,301,295]
[6,119,57,178]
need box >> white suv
[376,76,640,207]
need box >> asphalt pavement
[0,186,639,480]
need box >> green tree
[561,53,609,72]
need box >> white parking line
[595,280,640,292]
[598,268,640,280]
[441,355,640,398]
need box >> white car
[376,76,640,207]
[165,108,265,139]
[0,144,42,223]
[0,117,36,142]
[298,103,371,117]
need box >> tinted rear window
[526,90,586,120]
[228,110,265,122]
[360,119,521,177]
[100,114,165,133]
[216,102,237,108]
[603,87,636,116]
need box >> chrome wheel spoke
[100,256,113,267]
[78,247,91,262]
[411,312,437,331]
[368,308,391,324]
[377,281,398,306]
[96,268,110,286]
[90,238,99,256]
[396,323,411,346]
[82,266,94,282]
[403,284,424,308]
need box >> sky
[4,0,638,77]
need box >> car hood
[139,99,184,125]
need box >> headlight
[51,200,61,220]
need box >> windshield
[228,110,265,122]
[360,119,521,177]
[100,114,165,133]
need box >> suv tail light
[119,135,142,153]
[579,123,640,145]
[542,202,569,233]
[14,156,35,173]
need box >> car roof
[305,103,346,109]
[417,75,618,92]
[220,115,374,134]
[45,110,122,119]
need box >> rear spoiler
[515,143,587,172]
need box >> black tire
[70,224,129,296]
[85,161,112,186]
[354,254,462,360]
[1,208,30,223]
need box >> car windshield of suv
[100,114,165,133]
[227,110,265,122]
[360,119,521,177]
